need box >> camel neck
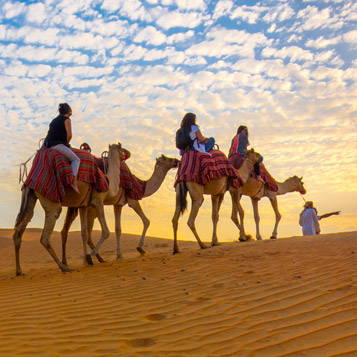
[143,162,170,197]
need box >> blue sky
[0,0,356,240]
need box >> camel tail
[14,185,37,228]
[179,182,188,216]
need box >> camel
[230,175,306,240]
[172,149,261,254]
[12,143,126,276]
[60,154,179,263]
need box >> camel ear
[299,176,303,180]
[118,142,122,148]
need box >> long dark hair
[237,125,248,137]
[181,112,197,130]
[58,103,72,115]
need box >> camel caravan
[13,108,306,276]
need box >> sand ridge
[0,229,356,356]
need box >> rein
[18,138,44,184]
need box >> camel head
[244,148,261,164]
[290,175,306,194]
[107,142,130,162]
[156,154,179,170]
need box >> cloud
[25,2,47,24]
[343,30,357,45]
[156,9,205,29]
[134,26,167,46]
[174,0,206,11]
[231,5,267,24]
[306,35,341,48]
[212,0,233,20]
[2,1,26,19]
[263,3,295,23]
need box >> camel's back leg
[128,198,150,255]
[187,189,207,249]
[39,199,71,272]
[61,207,79,265]
[13,187,37,276]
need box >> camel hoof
[16,272,25,277]
[137,247,146,256]
[239,237,247,242]
[200,245,208,249]
[173,250,179,255]
[270,236,277,240]
[86,254,94,266]
[211,242,221,247]
[96,255,105,263]
[62,266,74,273]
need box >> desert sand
[0,228,356,356]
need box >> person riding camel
[176,112,215,155]
[229,125,264,183]
[44,103,80,194]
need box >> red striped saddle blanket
[24,147,109,202]
[95,158,146,201]
[228,153,278,192]
[175,149,243,188]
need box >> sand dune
[0,228,356,356]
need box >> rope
[18,138,45,184]
[101,150,109,174]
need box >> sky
[0,0,356,243]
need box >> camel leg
[211,194,224,246]
[172,190,181,254]
[86,206,105,263]
[78,206,92,266]
[230,188,247,241]
[128,199,149,256]
[236,193,247,241]
[114,204,124,260]
[251,199,262,240]
[13,189,37,276]
[88,200,110,259]
[61,207,78,265]
[269,197,281,239]
[187,197,207,250]
[40,202,72,273]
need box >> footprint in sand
[144,313,167,321]
[125,338,156,347]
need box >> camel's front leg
[113,204,123,260]
[251,198,262,240]
[211,194,224,246]
[172,190,181,254]
[88,200,110,259]
[187,197,207,249]
[78,206,93,266]
[61,207,79,265]
[269,196,281,239]
[236,193,247,242]
[40,204,72,272]
[230,188,246,241]
[128,199,149,256]
[13,189,37,276]
[86,206,105,263]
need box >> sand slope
[0,229,356,356]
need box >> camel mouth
[300,188,306,195]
